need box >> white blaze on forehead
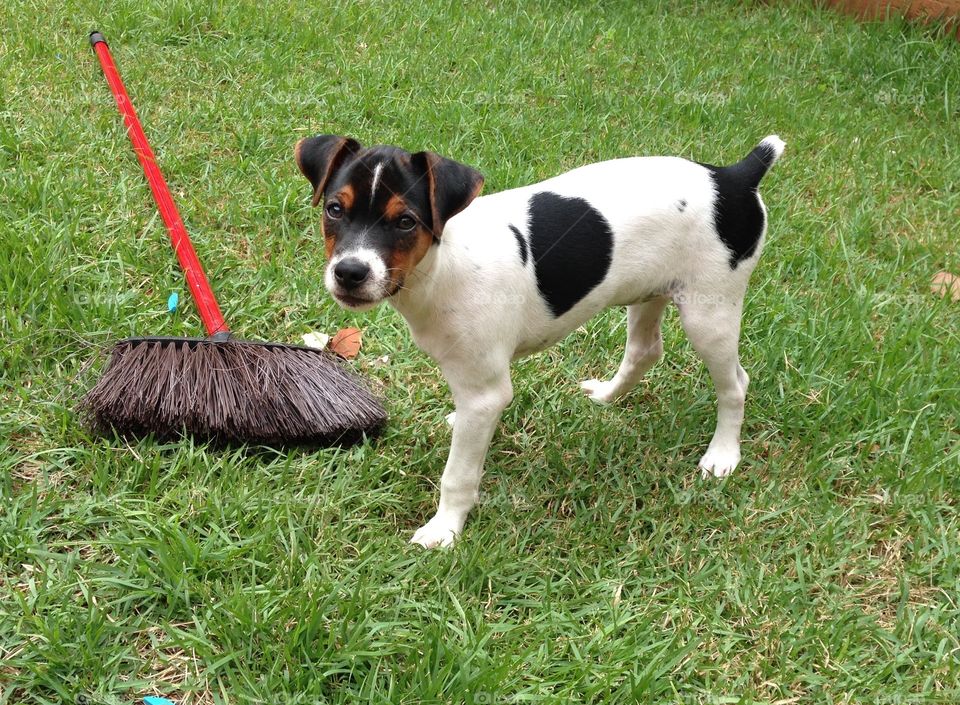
[369,162,385,205]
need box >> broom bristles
[81,338,387,445]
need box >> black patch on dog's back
[509,225,528,265]
[527,192,613,317]
[700,141,777,269]
[701,165,765,268]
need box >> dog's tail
[734,135,785,187]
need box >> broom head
[81,337,388,445]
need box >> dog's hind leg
[675,290,749,478]
[581,296,669,405]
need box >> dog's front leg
[410,366,513,548]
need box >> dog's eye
[396,215,417,231]
[326,203,344,219]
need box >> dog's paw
[698,444,741,479]
[410,514,463,549]
[580,378,618,405]
[445,411,457,428]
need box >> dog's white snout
[333,257,371,289]
[325,248,391,310]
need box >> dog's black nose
[334,258,371,288]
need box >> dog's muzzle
[325,250,390,310]
[334,258,371,289]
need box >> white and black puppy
[295,134,785,548]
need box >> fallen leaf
[329,327,362,359]
[931,271,960,302]
[302,331,330,350]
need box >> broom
[81,31,387,445]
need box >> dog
[295,134,784,548]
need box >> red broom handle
[89,31,228,337]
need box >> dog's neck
[389,240,445,325]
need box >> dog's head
[295,136,484,311]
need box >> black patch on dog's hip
[527,191,613,317]
[701,164,766,268]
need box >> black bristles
[81,338,387,445]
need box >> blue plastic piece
[144,697,176,705]
[167,292,179,313]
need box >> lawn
[2,0,959,703]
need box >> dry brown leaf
[329,327,362,359]
[930,271,960,302]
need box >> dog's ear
[295,135,362,206]
[411,151,484,238]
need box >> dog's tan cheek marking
[388,226,433,286]
[323,227,336,259]
[294,138,304,170]
[321,186,354,260]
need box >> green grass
[2,0,959,702]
